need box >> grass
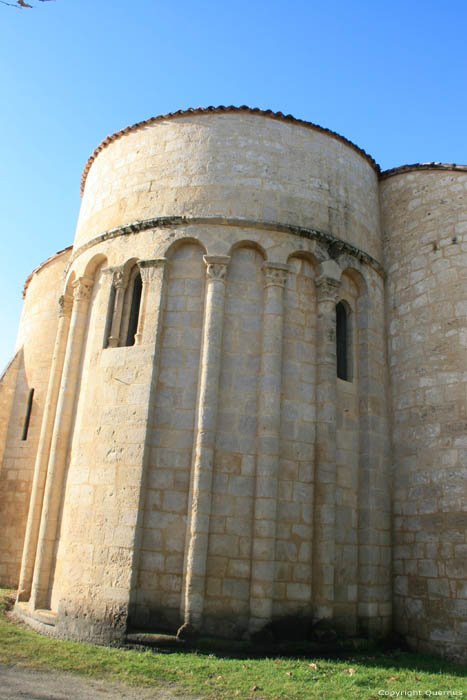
[1,589,466,699]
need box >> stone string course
[0,109,465,663]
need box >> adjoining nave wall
[2,108,466,663]
[381,168,467,662]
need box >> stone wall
[2,109,463,662]
[135,242,206,630]
[75,111,381,261]
[47,109,384,642]
[0,250,70,588]
[11,215,388,643]
[0,351,21,585]
[381,168,467,663]
[44,256,166,643]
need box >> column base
[176,622,199,640]
[14,598,128,646]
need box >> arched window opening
[104,263,142,349]
[21,388,34,441]
[125,271,142,346]
[336,301,350,381]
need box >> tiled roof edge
[380,162,467,180]
[23,245,73,299]
[80,105,380,195]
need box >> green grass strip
[1,590,466,699]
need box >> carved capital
[58,294,73,318]
[138,258,168,284]
[204,255,230,282]
[72,276,94,303]
[263,262,288,288]
[111,267,127,290]
[315,275,341,304]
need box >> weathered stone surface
[381,168,467,663]
[0,109,465,663]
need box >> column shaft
[249,262,288,635]
[30,276,94,610]
[127,259,169,608]
[107,268,127,347]
[17,294,72,602]
[134,259,163,345]
[136,259,168,346]
[357,283,391,635]
[313,270,341,620]
[179,255,230,637]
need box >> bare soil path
[0,664,199,700]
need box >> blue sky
[1,0,466,370]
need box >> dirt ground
[0,664,199,700]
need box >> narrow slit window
[336,301,349,381]
[103,282,116,348]
[22,388,34,441]
[125,271,142,346]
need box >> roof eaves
[80,105,380,196]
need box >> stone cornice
[80,105,380,195]
[79,106,467,196]
[65,216,385,278]
[22,245,73,299]
[380,162,467,181]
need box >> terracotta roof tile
[78,106,467,194]
[22,245,73,298]
[80,105,380,195]
[380,162,467,180]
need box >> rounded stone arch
[159,234,208,260]
[337,266,367,382]
[83,252,108,280]
[339,265,370,362]
[335,295,352,314]
[62,269,76,299]
[339,262,369,299]
[285,250,319,312]
[83,254,110,320]
[286,249,320,273]
[64,253,109,351]
[120,256,140,281]
[227,238,267,261]
[225,240,267,297]
[119,257,143,348]
[102,255,145,350]
[335,297,353,382]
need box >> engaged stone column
[125,259,169,616]
[107,267,127,347]
[30,276,94,610]
[357,281,391,636]
[178,255,230,638]
[17,293,73,603]
[249,262,288,636]
[136,259,168,346]
[313,260,341,620]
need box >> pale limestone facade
[0,107,465,662]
